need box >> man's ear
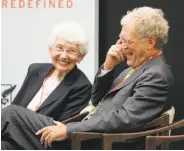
[148,36,156,49]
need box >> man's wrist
[103,63,115,70]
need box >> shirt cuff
[100,69,112,76]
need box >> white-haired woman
[1,22,91,150]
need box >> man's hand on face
[104,39,127,70]
[36,121,67,148]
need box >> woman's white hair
[121,7,169,49]
[48,22,88,56]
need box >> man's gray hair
[48,22,88,56]
[121,7,169,49]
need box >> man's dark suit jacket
[12,63,92,121]
[67,54,174,135]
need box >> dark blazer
[67,54,174,135]
[12,63,92,121]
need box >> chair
[71,107,175,150]
[72,118,184,150]
[146,121,184,150]
[146,135,184,150]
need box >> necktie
[108,68,135,93]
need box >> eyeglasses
[119,36,137,45]
[54,45,78,56]
[119,35,149,45]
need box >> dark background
[99,0,184,149]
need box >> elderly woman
[1,22,92,150]
[11,22,92,121]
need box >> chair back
[162,106,175,135]
[163,106,175,124]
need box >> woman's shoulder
[28,63,53,73]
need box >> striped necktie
[108,68,135,93]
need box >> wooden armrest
[71,132,102,149]
[102,119,184,149]
[61,112,88,124]
[146,135,184,150]
[61,104,96,124]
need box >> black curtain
[99,0,184,149]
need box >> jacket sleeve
[58,82,92,121]
[66,71,171,137]
[91,66,115,106]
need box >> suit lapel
[36,66,79,111]
[114,68,144,91]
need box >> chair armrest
[61,112,88,124]
[146,135,184,150]
[102,119,184,149]
[71,132,102,149]
[62,104,96,124]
